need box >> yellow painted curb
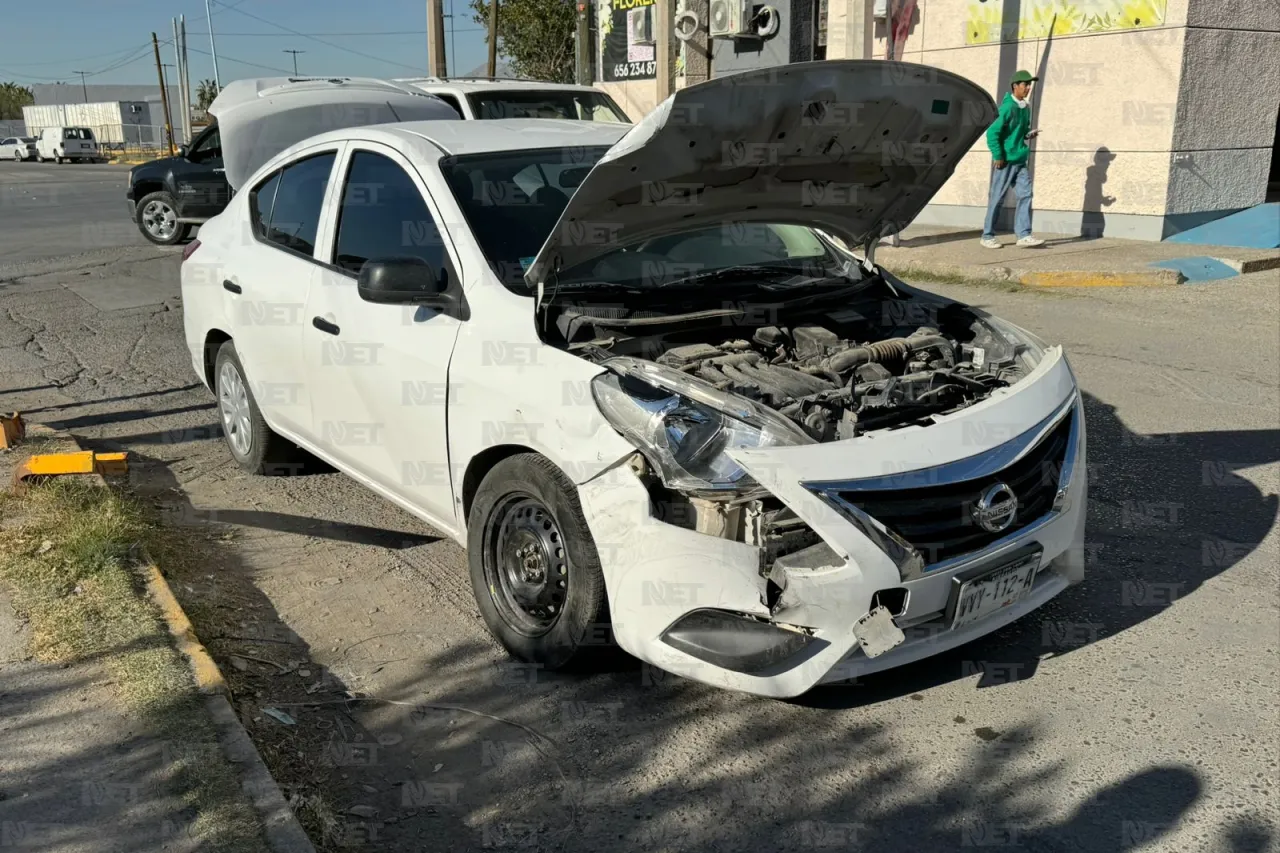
[1020,271,1177,288]
[143,559,227,695]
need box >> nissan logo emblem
[973,483,1018,533]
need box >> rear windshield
[467,90,630,123]
[63,128,95,140]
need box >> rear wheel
[11,150,20,162]
[214,341,300,475]
[468,454,612,670]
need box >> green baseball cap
[1011,70,1039,83]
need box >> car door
[304,143,465,528]
[226,145,342,440]
[175,125,231,219]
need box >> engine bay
[549,285,1034,439]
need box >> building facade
[593,0,1280,240]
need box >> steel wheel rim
[142,199,176,239]
[218,361,253,458]
[483,494,570,636]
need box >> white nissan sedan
[181,62,1088,698]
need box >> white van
[37,127,101,163]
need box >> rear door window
[261,152,336,257]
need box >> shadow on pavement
[47,392,1278,851]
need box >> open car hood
[525,61,995,287]
[208,77,461,190]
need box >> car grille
[828,410,1074,565]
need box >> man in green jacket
[981,70,1044,248]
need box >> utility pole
[654,1,672,101]
[574,2,589,85]
[486,0,498,77]
[152,34,175,156]
[205,0,221,89]
[180,15,193,143]
[172,18,185,145]
[283,49,305,75]
[427,0,448,77]
[846,0,874,59]
[73,71,89,103]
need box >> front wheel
[135,191,190,245]
[468,454,612,670]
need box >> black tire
[213,341,300,475]
[135,190,191,246]
[468,454,612,670]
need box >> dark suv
[126,123,230,245]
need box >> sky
[1,0,493,87]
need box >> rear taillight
[181,239,201,262]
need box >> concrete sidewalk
[877,225,1280,287]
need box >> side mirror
[178,143,190,158]
[357,257,452,307]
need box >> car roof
[300,118,630,157]
[396,77,608,95]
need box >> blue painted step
[1165,203,1280,249]
[1149,257,1239,283]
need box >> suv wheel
[135,191,191,245]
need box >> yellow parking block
[13,451,128,491]
[1020,271,1177,288]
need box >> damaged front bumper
[575,350,1087,698]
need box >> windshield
[441,145,613,289]
[63,128,94,140]
[441,146,852,294]
[467,90,630,123]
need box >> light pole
[283,49,305,75]
[205,0,222,89]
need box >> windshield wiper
[654,264,813,288]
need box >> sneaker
[1016,235,1046,247]
[980,237,1002,249]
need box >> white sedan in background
[0,136,38,161]
[180,61,1088,698]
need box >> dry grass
[0,477,266,852]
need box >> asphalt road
[1,165,1277,853]
[0,161,148,265]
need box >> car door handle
[312,317,340,336]
[222,280,241,294]
[212,168,224,173]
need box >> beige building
[593,0,1280,240]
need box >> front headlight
[591,357,814,492]
[976,312,1050,372]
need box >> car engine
[552,295,1033,440]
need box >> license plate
[948,551,1040,630]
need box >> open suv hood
[525,60,995,287]
[208,76,461,190]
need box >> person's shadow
[1081,147,1117,238]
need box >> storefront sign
[598,0,658,82]
[965,0,1168,44]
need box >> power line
[185,43,294,75]
[184,29,486,36]
[216,4,429,73]
[0,43,152,68]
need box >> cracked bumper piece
[576,361,1087,698]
